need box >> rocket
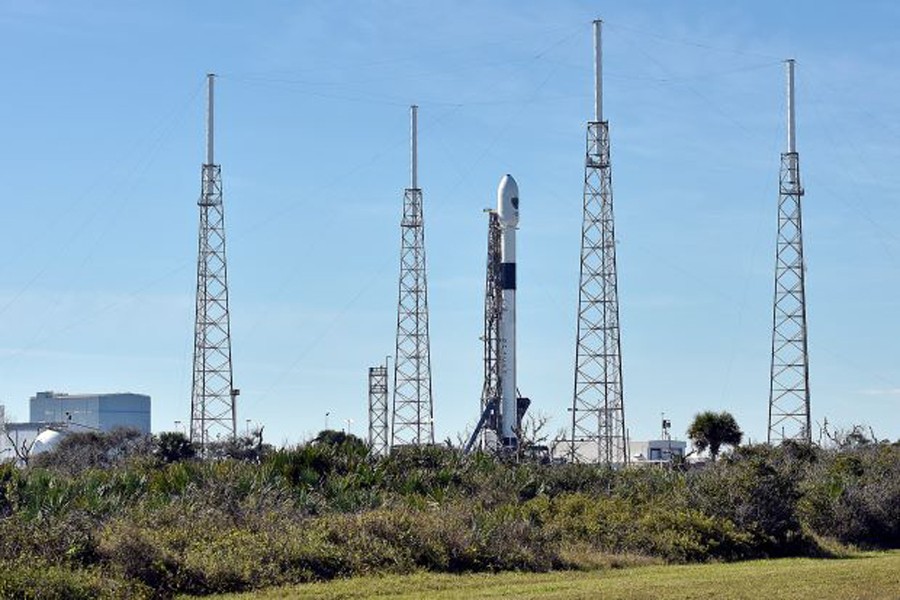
[497,174,519,448]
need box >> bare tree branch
[4,428,32,466]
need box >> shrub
[634,505,754,562]
[687,446,808,556]
[0,558,148,599]
[30,428,154,475]
[0,511,99,566]
[800,444,900,547]
[204,430,272,463]
[98,524,188,597]
[378,445,465,499]
[154,432,196,464]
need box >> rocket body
[497,174,519,448]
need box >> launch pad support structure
[368,362,390,456]
[476,210,502,450]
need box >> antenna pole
[571,18,627,465]
[786,59,796,154]
[392,105,434,449]
[593,20,602,122]
[410,105,418,189]
[206,74,215,165]
[768,58,811,444]
[191,71,236,453]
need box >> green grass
[198,551,900,600]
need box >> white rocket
[497,174,519,448]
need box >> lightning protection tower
[479,210,503,448]
[190,74,238,452]
[391,105,435,448]
[368,362,389,456]
[768,59,811,444]
[570,20,628,465]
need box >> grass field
[199,551,900,599]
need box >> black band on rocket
[500,263,516,290]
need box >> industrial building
[1,393,151,464]
[29,391,151,434]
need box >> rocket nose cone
[499,174,518,198]
[497,174,519,225]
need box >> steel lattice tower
[570,20,628,465]
[768,59,811,444]
[190,74,238,450]
[368,364,389,456]
[479,210,503,448]
[391,105,434,448]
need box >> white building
[629,439,687,464]
[29,391,151,434]
[553,438,688,466]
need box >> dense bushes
[0,559,150,600]
[687,447,806,555]
[799,443,900,546]
[0,433,897,598]
[29,428,155,475]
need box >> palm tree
[687,411,743,461]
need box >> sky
[0,1,898,447]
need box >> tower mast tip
[206,74,216,165]
[410,105,418,190]
[593,19,603,122]
[786,59,796,154]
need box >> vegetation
[209,551,900,600]
[687,410,743,460]
[0,428,897,599]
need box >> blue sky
[0,1,898,446]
